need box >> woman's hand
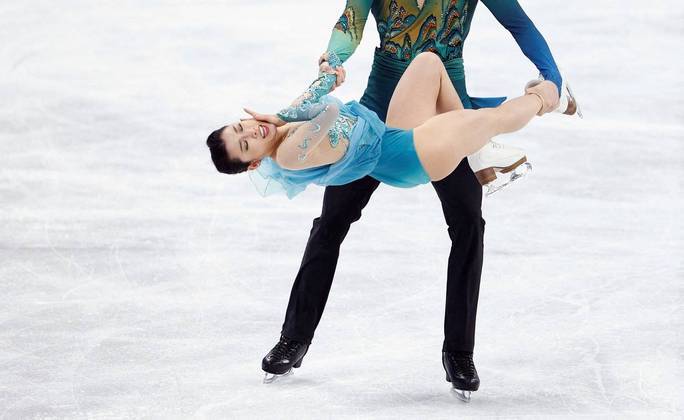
[318,52,346,92]
[242,108,286,126]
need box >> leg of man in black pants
[436,160,485,355]
[280,175,380,343]
[435,158,485,402]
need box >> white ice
[1,0,682,418]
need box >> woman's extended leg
[414,85,554,181]
[385,52,464,129]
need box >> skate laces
[446,353,477,376]
[271,337,300,359]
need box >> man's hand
[242,108,286,126]
[318,52,346,92]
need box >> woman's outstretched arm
[276,52,343,122]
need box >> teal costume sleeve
[276,52,343,122]
[482,0,562,93]
[326,0,373,63]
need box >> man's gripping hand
[318,52,346,92]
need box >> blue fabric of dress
[370,127,430,188]
[249,95,508,199]
[250,99,385,199]
[248,48,509,199]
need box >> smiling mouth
[259,125,269,139]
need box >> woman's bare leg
[386,52,464,129]
[414,92,546,181]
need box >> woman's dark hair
[206,126,250,174]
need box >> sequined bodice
[328,114,357,148]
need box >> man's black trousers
[281,52,485,353]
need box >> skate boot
[468,141,532,196]
[526,75,582,118]
[262,336,309,383]
[443,351,480,402]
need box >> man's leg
[265,176,379,379]
[279,52,400,344]
[376,52,483,352]
[437,73,482,354]
[281,175,380,343]
[432,159,484,353]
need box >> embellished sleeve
[276,52,343,123]
[326,0,373,63]
[276,102,341,170]
[482,0,562,93]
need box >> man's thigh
[432,157,483,225]
[319,175,381,227]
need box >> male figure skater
[262,0,564,401]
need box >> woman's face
[221,118,278,164]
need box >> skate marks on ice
[1,0,683,417]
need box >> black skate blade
[263,369,293,384]
[451,388,472,403]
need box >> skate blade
[451,388,472,403]
[263,369,293,384]
[565,83,584,119]
[484,162,532,196]
[565,82,583,119]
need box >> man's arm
[326,0,373,63]
[482,0,562,93]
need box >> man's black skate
[442,351,480,402]
[262,336,309,383]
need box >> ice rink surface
[1,0,682,418]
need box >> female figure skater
[206,51,566,198]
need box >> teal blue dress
[250,52,431,199]
[250,97,429,199]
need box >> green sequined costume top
[326,0,562,88]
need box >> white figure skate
[468,141,532,196]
